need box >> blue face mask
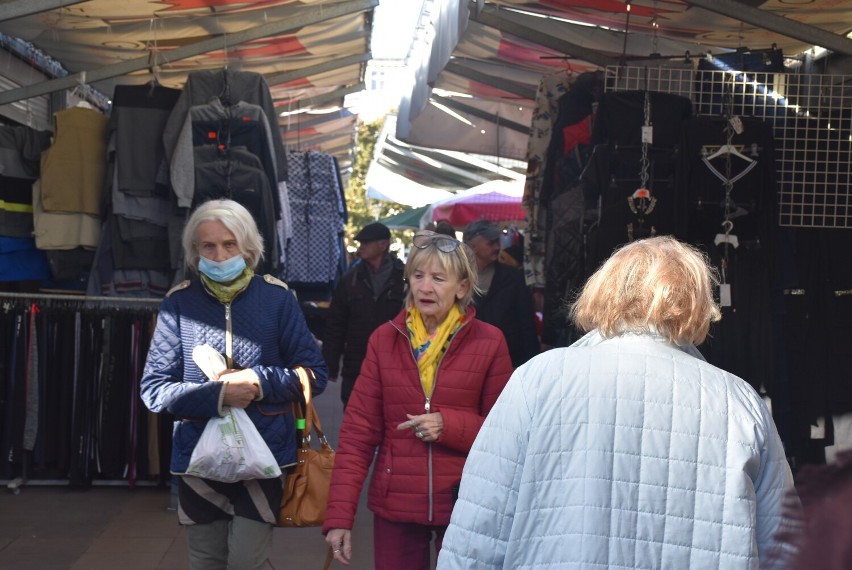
[198,254,247,283]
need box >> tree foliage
[344,117,408,247]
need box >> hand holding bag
[278,368,335,527]
[186,406,282,482]
[186,344,282,482]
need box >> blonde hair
[571,236,721,346]
[404,234,480,311]
[182,199,265,272]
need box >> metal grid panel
[605,65,852,228]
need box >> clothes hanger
[702,142,754,163]
[714,219,739,248]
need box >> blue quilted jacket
[140,274,328,474]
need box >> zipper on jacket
[393,318,468,523]
[200,280,249,368]
[427,443,434,521]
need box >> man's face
[356,239,387,263]
[467,235,501,268]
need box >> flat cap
[463,220,501,242]
[354,222,391,242]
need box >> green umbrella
[376,205,429,230]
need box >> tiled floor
[0,379,379,569]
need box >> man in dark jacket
[464,220,540,368]
[322,222,405,405]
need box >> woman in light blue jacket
[439,236,796,570]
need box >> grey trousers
[185,516,273,570]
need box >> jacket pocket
[374,446,393,497]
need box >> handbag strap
[295,366,313,405]
[294,367,330,447]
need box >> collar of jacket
[351,253,404,284]
[571,328,706,361]
[199,274,253,305]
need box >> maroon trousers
[373,514,447,570]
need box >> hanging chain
[719,85,737,289]
[639,89,651,189]
[650,1,660,56]
[650,16,659,56]
[722,88,736,227]
[627,88,657,241]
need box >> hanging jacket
[438,330,796,570]
[40,106,108,216]
[140,274,328,473]
[322,307,513,533]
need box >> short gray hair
[182,199,265,272]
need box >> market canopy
[4,1,852,199]
[376,205,430,230]
[365,114,525,206]
[425,178,525,228]
[0,0,379,171]
[374,178,524,231]
[397,0,852,156]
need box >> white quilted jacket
[438,330,795,570]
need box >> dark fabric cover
[322,256,405,387]
[472,263,539,367]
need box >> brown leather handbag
[278,369,335,527]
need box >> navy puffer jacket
[141,274,328,473]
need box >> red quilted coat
[322,307,513,532]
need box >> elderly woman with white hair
[141,199,327,569]
[323,230,513,570]
[438,235,797,570]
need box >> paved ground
[0,378,383,569]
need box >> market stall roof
[425,178,524,228]
[365,114,525,206]
[375,204,430,230]
[4,1,852,202]
[397,0,852,155]
[0,0,378,170]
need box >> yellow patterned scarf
[406,304,465,397]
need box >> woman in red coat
[323,230,514,569]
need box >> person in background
[434,219,457,237]
[463,220,539,367]
[438,236,796,570]
[775,449,852,569]
[322,221,405,406]
[140,199,328,570]
[323,230,513,569]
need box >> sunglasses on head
[413,231,461,253]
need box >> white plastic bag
[192,344,227,380]
[186,406,282,482]
[186,343,282,482]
